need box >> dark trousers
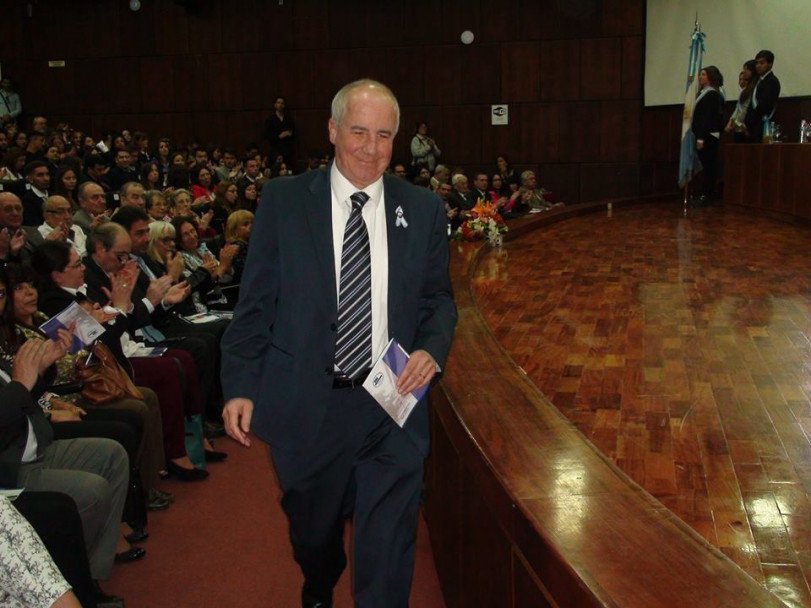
[277,387,424,608]
[14,491,96,607]
[162,325,223,420]
[697,137,719,199]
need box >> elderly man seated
[30,195,87,257]
[507,170,563,213]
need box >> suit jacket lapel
[384,177,407,336]
[306,169,337,312]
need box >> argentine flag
[678,25,706,188]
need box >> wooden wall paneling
[36,62,77,116]
[539,163,580,205]
[480,115,521,170]
[424,409,463,608]
[776,146,795,216]
[172,55,209,113]
[520,103,561,163]
[741,146,764,208]
[722,145,744,206]
[363,2,405,49]
[519,1,551,41]
[69,59,107,117]
[558,102,601,163]
[277,51,315,110]
[440,0,481,47]
[617,162,641,197]
[152,1,190,56]
[580,38,622,101]
[441,106,484,165]
[0,3,27,60]
[309,50,351,109]
[758,148,781,211]
[514,553,556,608]
[639,162,657,195]
[621,36,643,100]
[602,0,645,36]
[236,110,268,152]
[580,163,620,201]
[140,57,176,114]
[239,53,279,112]
[501,42,541,104]
[653,162,678,194]
[255,2,294,51]
[459,467,513,607]
[186,1,223,55]
[460,44,501,106]
[793,145,811,220]
[640,106,678,163]
[401,0,444,47]
[423,46,463,107]
[34,1,81,60]
[192,112,233,150]
[220,1,262,53]
[556,0,603,40]
[119,6,157,58]
[600,100,640,162]
[345,49,388,90]
[540,40,581,102]
[291,109,331,162]
[478,0,520,42]
[293,0,330,50]
[207,54,243,111]
[385,47,425,108]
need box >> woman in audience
[132,132,150,167]
[54,166,79,211]
[489,174,510,209]
[0,148,26,182]
[410,122,441,174]
[495,155,518,187]
[13,132,27,150]
[218,210,252,304]
[170,217,237,314]
[30,242,223,482]
[237,181,258,213]
[145,190,169,223]
[140,162,161,191]
[190,164,216,206]
[168,188,215,238]
[152,137,172,184]
[210,179,238,234]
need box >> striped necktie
[335,191,372,379]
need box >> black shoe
[146,489,171,511]
[302,586,333,608]
[150,487,175,504]
[114,546,146,563]
[124,527,149,544]
[93,581,125,608]
[165,461,209,482]
[204,420,226,438]
[204,449,228,463]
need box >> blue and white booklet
[363,338,430,427]
[39,301,105,354]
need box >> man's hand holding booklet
[363,338,431,427]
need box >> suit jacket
[448,189,476,212]
[221,166,457,460]
[744,71,781,140]
[21,190,46,227]
[82,255,156,335]
[691,89,723,142]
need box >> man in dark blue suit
[221,79,457,607]
[744,49,781,143]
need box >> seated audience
[53,165,79,211]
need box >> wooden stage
[426,197,811,607]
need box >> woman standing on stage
[692,66,724,204]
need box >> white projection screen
[645,0,811,106]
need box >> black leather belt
[332,369,371,389]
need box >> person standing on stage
[692,66,724,203]
[744,50,781,143]
[221,79,457,608]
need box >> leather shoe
[124,526,149,543]
[114,546,146,563]
[146,489,171,511]
[165,461,209,481]
[204,449,228,463]
[302,586,333,608]
[149,487,175,504]
[93,581,125,607]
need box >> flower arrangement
[454,198,508,242]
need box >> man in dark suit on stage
[221,79,457,608]
[744,49,781,143]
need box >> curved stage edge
[423,196,784,608]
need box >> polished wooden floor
[470,202,811,607]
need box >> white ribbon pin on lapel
[395,205,408,228]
